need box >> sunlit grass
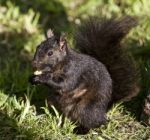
[0,93,149,140]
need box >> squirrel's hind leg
[80,103,107,128]
[72,103,107,134]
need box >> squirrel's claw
[28,75,41,85]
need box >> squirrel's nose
[32,61,37,68]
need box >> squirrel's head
[32,29,68,73]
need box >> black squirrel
[29,16,139,134]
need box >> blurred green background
[0,0,150,139]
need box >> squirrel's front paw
[29,75,42,85]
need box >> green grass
[0,0,150,139]
[0,92,149,140]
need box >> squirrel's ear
[46,29,54,38]
[59,33,67,51]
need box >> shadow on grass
[0,31,54,113]
[0,111,20,140]
[0,111,36,140]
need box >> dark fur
[74,16,139,102]
[29,16,139,134]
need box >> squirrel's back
[74,16,139,102]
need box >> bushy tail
[74,16,139,102]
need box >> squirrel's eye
[47,51,53,56]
